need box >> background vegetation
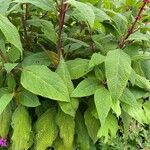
[0,0,150,149]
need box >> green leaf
[97,113,118,143]
[143,101,150,123]
[19,89,41,107]
[11,106,31,150]
[66,58,90,79]
[27,19,57,43]
[72,77,100,97]
[56,57,79,117]
[0,104,12,138]
[35,108,58,150]
[75,111,92,150]
[4,63,18,73]
[67,0,95,28]
[128,32,149,42]
[94,87,112,126]
[0,0,11,14]
[0,14,22,55]
[122,102,147,124]
[21,65,70,102]
[105,49,131,100]
[135,74,150,91]
[84,108,100,143]
[111,100,121,117]
[89,53,105,68]
[0,92,14,115]
[119,88,138,106]
[14,0,55,11]
[56,110,75,148]
[21,52,51,67]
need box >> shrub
[0,0,150,149]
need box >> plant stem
[21,3,30,49]
[119,1,147,49]
[57,0,68,59]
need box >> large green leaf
[14,0,55,11]
[105,49,131,100]
[21,65,70,102]
[11,106,31,150]
[56,110,75,148]
[0,92,14,115]
[66,58,90,79]
[71,77,100,97]
[75,111,92,150]
[97,113,118,143]
[67,0,95,28]
[84,108,100,143]
[35,108,58,150]
[0,14,22,54]
[0,0,11,14]
[0,104,12,138]
[56,57,78,117]
[19,89,41,107]
[94,87,112,126]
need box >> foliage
[0,0,150,149]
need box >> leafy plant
[0,0,150,149]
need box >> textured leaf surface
[19,89,41,107]
[0,105,12,137]
[0,92,14,115]
[66,58,89,79]
[72,77,100,97]
[0,14,22,54]
[105,49,131,100]
[97,113,118,143]
[89,53,105,68]
[11,106,31,150]
[94,87,112,126]
[21,65,70,102]
[56,110,75,148]
[56,57,79,117]
[35,108,58,150]
[67,0,95,28]
[84,108,100,143]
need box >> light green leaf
[135,74,150,91]
[56,57,79,117]
[72,77,100,97]
[11,106,31,150]
[14,0,55,11]
[128,32,149,42]
[0,14,22,54]
[21,65,70,102]
[105,49,131,100]
[0,92,14,115]
[84,108,100,143]
[0,0,11,14]
[119,88,138,106]
[27,19,57,43]
[97,113,118,143]
[94,87,112,126]
[66,58,90,79]
[143,101,150,123]
[35,108,58,150]
[75,111,92,150]
[89,53,105,68]
[122,102,148,124]
[19,89,41,107]
[0,104,12,138]
[21,52,51,67]
[4,63,18,73]
[56,110,75,148]
[111,100,121,117]
[67,0,95,28]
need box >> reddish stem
[119,1,147,49]
[57,0,68,58]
